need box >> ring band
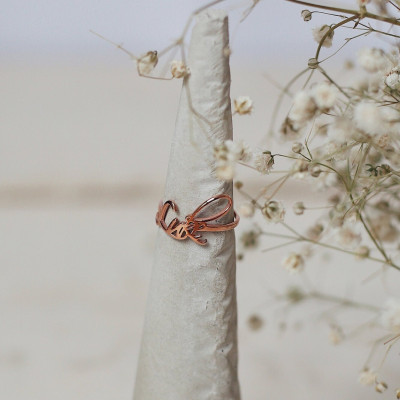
[155,194,239,245]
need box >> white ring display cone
[133,9,240,400]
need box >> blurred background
[1,0,398,399]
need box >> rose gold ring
[155,194,240,245]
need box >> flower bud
[292,142,304,153]
[301,9,312,21]
[310,165,322,177]
[308,57,319,69]
[293,201,305,215]
[238,202,255,218]
[234,96,253,115]
[375,381,388,393]
[170,60,189,78]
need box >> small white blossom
[310,165,322,177]
[355,245,370,259]
[254,151,274,174]
[292,142,303,153]
[214,140,251,163]
[262,200,285,223]
[381,298,400,333]
[292,159,309,179]
[370,215,399,242]
[215,161,235,181]
[375,382,388,393]
[358,368,377,386]
[137,51,158,75]
[282,252,304,274]
[301,9,312,21]
[357,48,388,73]
[225,140,252,162]
[354,101,385,136]
[238,202,255,218]
[385,67,400,90]
[306,223,324,241]
[311,82,338,110]
[289,91,317,126]
[234,96,253,115]
[312,25,334,48]
[170,60,189,78]
[293,201,305,215]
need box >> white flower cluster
[285,82,339,136]
[213,140,252,181]
[312,25,334,47]
[170,60,189,78]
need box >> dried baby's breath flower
[262,200,285,223]
[310,165,322,177]
[308,57,319,69]
[376,133,391,149]
[354,101,385,136]
[240,230,260,248]
[289,91,317,126]
[280,117,300,140]
[213,140,251,180]
[329,324,344,345]
[291,142,303,154]
[357,48,388,73]
[234,96,253,115]
[370,215,398,242]
[375,381,388,393]
[336,225,362,249]
[306,223,324,241]
[358,367,377,386]
[355,245,370,259]
[385,66,400,90]
[282,252,304,274]
[225,139,252,162]
[381,298,400,333]
[293,201,305,215]
[254,151,274,174]
[170,60,189,78]
[301,9,312,21]
[238,202,255,218]
[312,24,334,48]
[248,314,263,331]
[311,82,338,111]
[215,161,235,181]
[292,159,309,179]
[137,50,158,75]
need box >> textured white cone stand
[133,10,240,400]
